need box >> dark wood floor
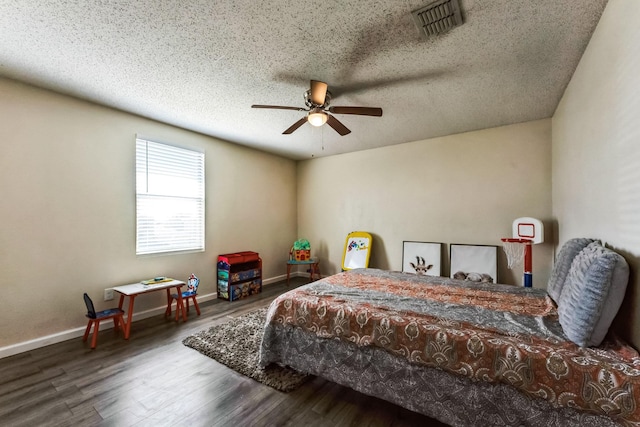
[0,278,448,427]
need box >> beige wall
[552,0,640,347]
[3,0,635,356]
[297,119,553,288]
[0,78,297,350]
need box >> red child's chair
[82,293,125,349]
[166,274,200,321]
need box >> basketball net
[501,239,530,269]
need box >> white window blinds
[136,138,205,255]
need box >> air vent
[412,0,463,38]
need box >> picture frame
[449,244,498,283]
[402,241,443,276]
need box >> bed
[259,240,640,426]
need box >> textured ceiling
[0,0,608,160]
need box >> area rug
[182,307,311,392]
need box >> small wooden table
[286,258,320,286]
[112,279,186,340]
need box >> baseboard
[0,272,312,360]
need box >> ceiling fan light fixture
[307,109,328,127]
[252,80,381,136]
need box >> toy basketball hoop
[501,238,531,269]
[502,217,543,288]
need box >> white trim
[0,273,316,359]
[263,274,287,284]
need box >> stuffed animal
[453,271,494,283]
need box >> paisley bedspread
[260,268,640,426]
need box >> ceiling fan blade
[252,104,306,111]
[310,80,328,105]
[283,117,308,134]
[326,115,351,136]
[329,106,383,117]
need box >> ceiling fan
[251,80,383,136]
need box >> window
[136,138,204,255]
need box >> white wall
[297,119,553,288]
[552,0,640,347]
[0,78,297,351]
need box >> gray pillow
[558,241,629,347]
[547,238,595,303]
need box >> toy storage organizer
[217,251,262,301]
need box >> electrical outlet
[104,288,114,301]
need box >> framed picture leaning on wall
[450,244,498,283]
[402,241,443,276]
